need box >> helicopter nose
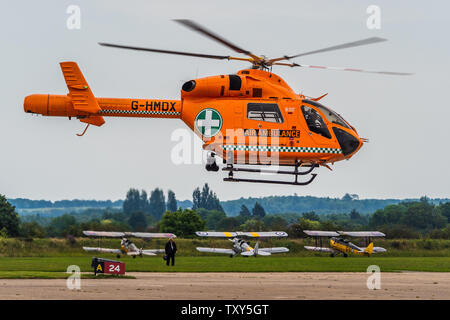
[332,127,362,156]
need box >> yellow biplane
[303,230,386,257]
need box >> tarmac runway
[1,272,449,300]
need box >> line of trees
[8,198,123,209]
[0,185,217,238]
[369,198,450,238]
[122,187,173,220]
[0,195,20,237]
[119,187,180,232]
[2,190,450,240]
[192,184,223,211]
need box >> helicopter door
[246,102,285,146]
[300,105,332,145]
[284,101,299,148]
[245,102,285,164]
[234,105,243,129]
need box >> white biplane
[82,230,176,258]
[195,231,289,257]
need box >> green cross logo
[195,108,222,138]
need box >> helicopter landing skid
[223,162,318,186]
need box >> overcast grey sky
[1,0,449,201]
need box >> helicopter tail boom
[24,95,182,120]
[24,62,182,129]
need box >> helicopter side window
[301,105,332,139]
[247,103,284,123]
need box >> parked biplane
[195,231,289,257]
[24,20,412,185]
[82,230,176,258]
[303,230,386,257]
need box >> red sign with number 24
[104,261,125,275]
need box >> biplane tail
[254,241,259,255]
[364,242,374,255]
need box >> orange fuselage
[24,66,363,166]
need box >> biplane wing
[127,251,156,256]
[83,230,177,239]
[303,230,340,237]
[239,250,271,256]
[83,246,122,254]
[259,247,290,254]
[338,231,386,237]
[255,250,271,256]
[196,247,236,255]
[195,231,288,238]
[304,246,335,253]
[196,231,238,238]
[238,231,288,238]
[240,251,257,256]
[142,249,165,254]
[141,251,157,256]
[126,232,177,238]
[83,231,125,238]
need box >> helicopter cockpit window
[303,99,350,129]
[247,103,284,123]
[301,105,332,139]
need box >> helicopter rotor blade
[98,42,232,60]
[268,37,387,64]
[173,19,262,61]
[272,62,413,75]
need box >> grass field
[0,256,449,279]
[0,237,449,278]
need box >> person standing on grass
[165,237,177,266]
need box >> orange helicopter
[24,20,411,185]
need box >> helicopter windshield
[303,99,350,129]
[301,105,331,139]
